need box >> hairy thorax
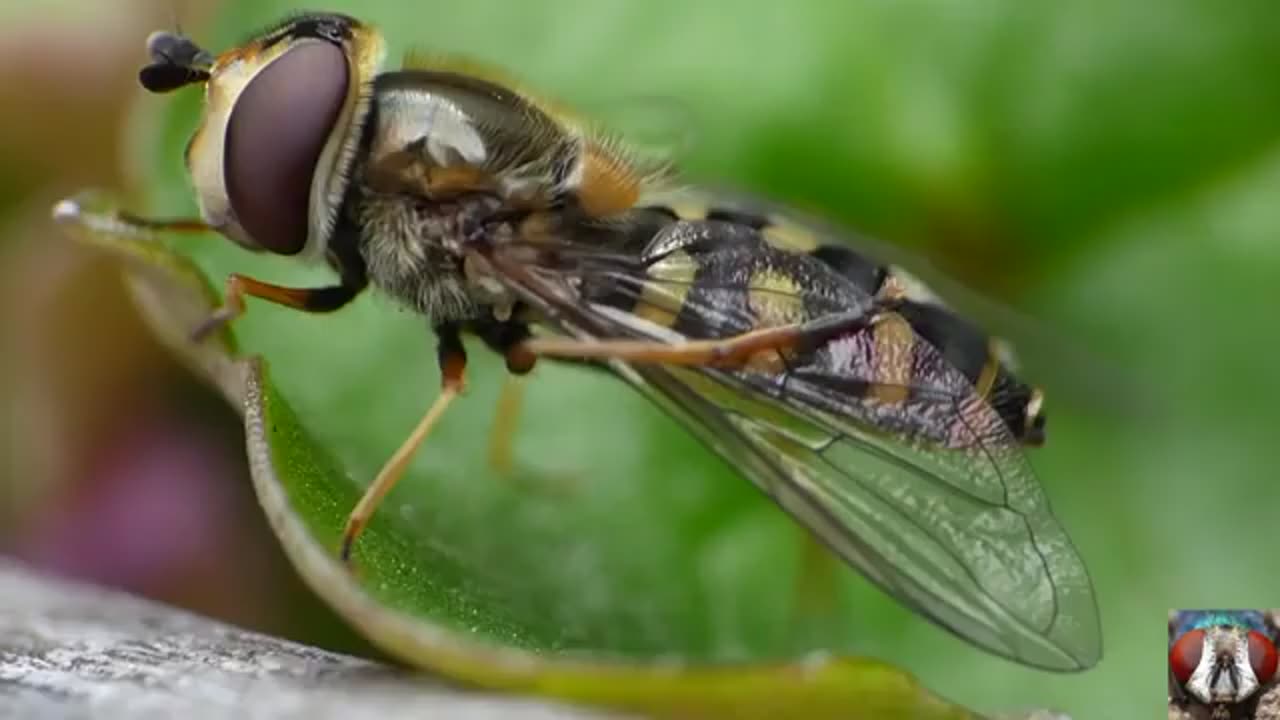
[354,187,504,324]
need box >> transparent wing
[479,237,1102,671]
[636,363,1099,670]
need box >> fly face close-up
[1170,611,1280,719]
[80,9,1102,676]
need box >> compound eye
[1170,629,1205,685]
[225,41,349,254]
[1249,630,1278,683]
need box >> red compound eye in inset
[1170,629,1205,684]
[1248,630,1278,682]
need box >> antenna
[171,0,183,36]
[139,24,213,93]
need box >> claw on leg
[191,274,248,342]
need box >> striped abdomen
[587,202,1046,445]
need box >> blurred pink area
[14,420,240,591]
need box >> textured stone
[0,560,614,720]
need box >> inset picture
[1170,610,1280,719]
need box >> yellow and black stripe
[609,197,1046,446]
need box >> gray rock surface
[0,560,615,720]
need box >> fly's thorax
[327,59,665,326]
[176,14,386,260]
[363,70,570,205]
[361,67,664,221]
[352,183,517,323]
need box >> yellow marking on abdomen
[871,313,914,404]
[744,266,809,375]
[974,342,1000,400]
[877,266,943,306]
[665,201,709,221]
[748,267,807,327]
[635,249,696,327]
[761,221,820,252]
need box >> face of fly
[1170,611,1279,705]
[138,14,386,260]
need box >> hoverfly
[84,11,1099,671]
[1170,611,1279,717]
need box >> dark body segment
[809,243,887,297]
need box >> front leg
[50,193,368,342]
[192,273,366,341]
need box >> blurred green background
[5,1,1280,718]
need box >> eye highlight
[1170,628,1205,685]
[224,41,349,254]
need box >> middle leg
[340,324,467,564]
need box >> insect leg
[52,192,214,243]
[510,311,876,369]
[469,317,534,474]
[340,325,467,564]
[487,375,525,475]
[50,194,367,341]
[111,212,213,234]
[191,273,366,341]
[792,532,839,628]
